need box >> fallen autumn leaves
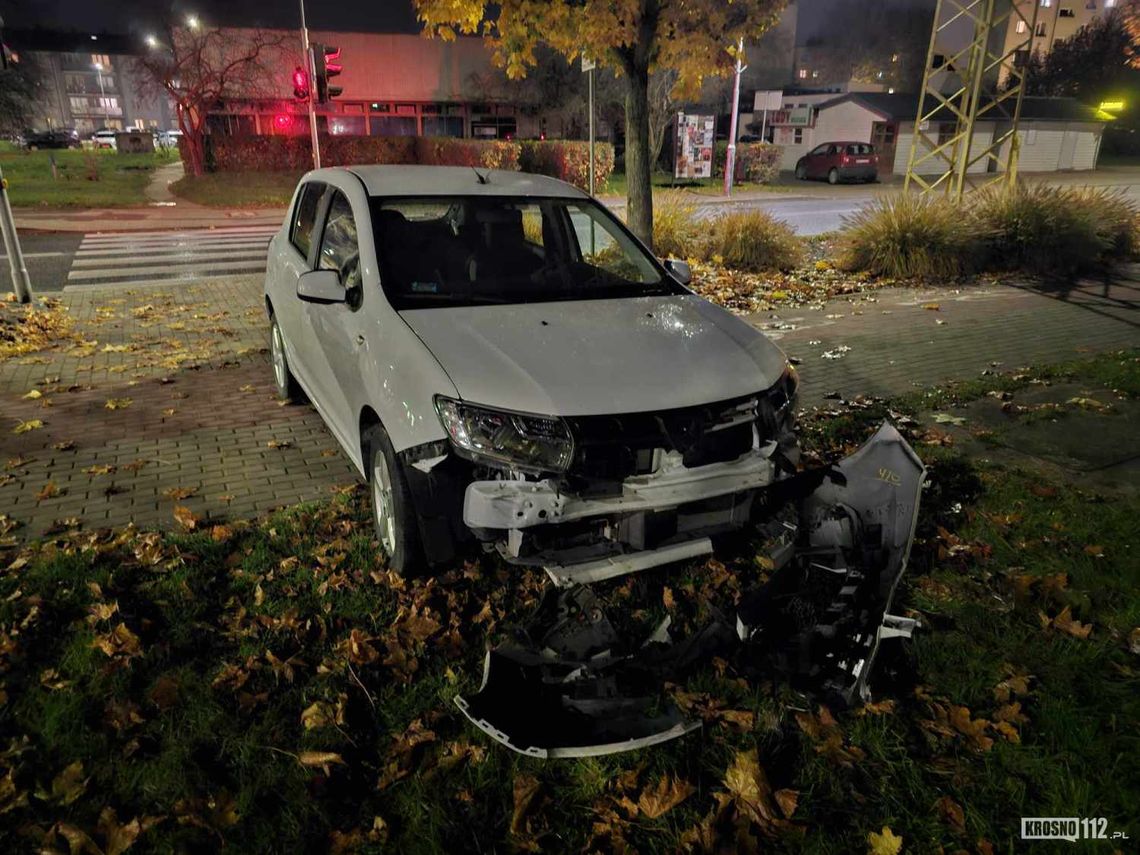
[2,333,1138,852]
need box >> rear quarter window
[290,182,324,260]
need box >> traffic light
[312,43,342,103]
[292,65,309,100]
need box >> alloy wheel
[271,323,286,391]
[372,454,397,556]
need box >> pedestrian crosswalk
[64,224,279,290]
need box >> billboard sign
[787,106,813,126]
[753,90,783,112]
[674,112,715,179]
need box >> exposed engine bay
[452,422,925,757]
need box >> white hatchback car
[91,129,118,150]
[265,166,925,755]
[265,166,800,578]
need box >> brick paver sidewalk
[2,268,1137,540]
[753,270,1139,404]
[1,277,355,537]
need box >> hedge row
[193,135,615,191]
[413,137,519,171]
[201,135,416,172]
[712,141,782,184]
[519,141,615,192]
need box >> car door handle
[355,334,365,346]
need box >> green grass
[0,352,1137,853]
[0,149,178,208]
[169,170,302,208]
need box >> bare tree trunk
[624,64,653,250]
[177,109,205,177]
[647,69,678,170]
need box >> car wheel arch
[359,406,382,476]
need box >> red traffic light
[292,65,309,100]
[312,43,343,103]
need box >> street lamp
[186,14,199,30]
[145,34,158,49]
[93,61,107,128]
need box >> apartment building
[1003,0,1122,73]
[11,31,174,134]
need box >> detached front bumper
[455,422,926,758]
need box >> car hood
[399,295,786,416]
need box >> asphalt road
[3,194,863,293]
[7,170,1139,292]
[695,193,874,234]
[4,228,272,293]
[1,232,82,293]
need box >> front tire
[363,422,426,576]
[828,168,840,185]
[795,163,807,180]
[269,315,304,403]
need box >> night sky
[1,0,938,42]
[0,0,422,35]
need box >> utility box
[117,130,155,154]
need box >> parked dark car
[24,128,81,150]
[794,141,878,184]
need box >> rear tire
[269,314,304,403]
[363,422,426,577]
[795,163,807,180]
[828,168,840,185]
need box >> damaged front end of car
[400,370,925,757]
[453,421,925,758]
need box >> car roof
[314,164,589,199]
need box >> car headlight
[434,397,575,473]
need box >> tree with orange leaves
[412,0,787,249]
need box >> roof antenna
[472,167,489,184]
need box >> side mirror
[662,258,692,286]
[297,269,346,304]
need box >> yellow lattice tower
[904,0,1040,199]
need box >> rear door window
[290,182,325,261]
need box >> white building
[768,92,1106,175]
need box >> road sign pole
[299,0,320,169]
[0,165,34,304]
[588,67,595,197]
[724,37,746,197]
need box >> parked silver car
[264,165,924,756]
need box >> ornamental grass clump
[969,183,1110,276]
[700,209,804,272]
[837,193,979,279]
[652,191,702,259]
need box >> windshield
[369,196,679,309]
